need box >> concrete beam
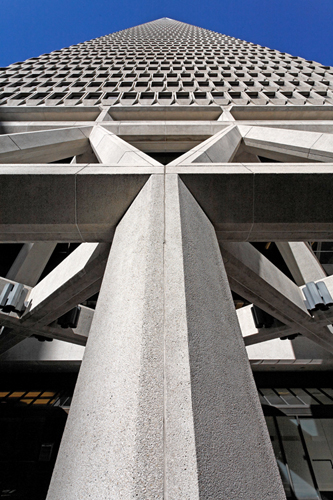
[89,125,161,166]
[0,328,30,355]
[221,242,333,353]
[169,125,242,165]
[0,335,85,363]
[172,163,333,241]
[6,242,57,286]
[107,104,222,121]
[0,165,155,241]
[0,320,88,355]
[276,242,326,286]
[0,106,100,122]
[240,126,333,162]
[237,306,297,362]
[2,163,333,242]
[0,320,89,356]
[21,243,110,326]
[0,273,92,352]
[0,127,91,163]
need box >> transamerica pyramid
[1,19,333,500]
[1,18,332,107]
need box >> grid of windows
[1,18,332,107]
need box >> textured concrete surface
[0,127,91,163]
[178,164,333,241]
[276,242,326,286]
[23,243,110,325]
[2,18,333,498]
[241,126,333,162]
[169,125,241,165]
[221,242,333,353]
[0,336,85,361]
[46,174,286,499]
[3,162,333,242]
[164,174,200,499]
[177,178,286,499]
[0,165,153,241]
[47,175,165,499]
[89,125,161,166]
[6,242,57,286]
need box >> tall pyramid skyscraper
[1,19,333,500]
[1,18,333,107]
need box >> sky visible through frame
[0,0,333,68]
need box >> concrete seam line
[74,165,87,242]
[162,165,168,500]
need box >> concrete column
[164,175,285,499]
[276,242,326,286]
[46,174,165,499]
[47,174,285,499]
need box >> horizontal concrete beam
[0,127,92,163]
[0,306,90,347]
[174,164,333,241]
[1,165,333,242]
[0,328,30,355]
[0,319,89,354]
[0,106,101,122]
[244,325,297,346]
[230,105,333,121]
[3,120,333,138]
[0,165,155,241]
[240,126,333,163]
[107,105,222,121]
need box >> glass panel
[8,391,25,398]
[266,417,293,497]
[276,388,302,406]
[291,389,320,406]
[261,388,285,406]
[322,389,333,401]
[300,418,333,492]
[306,389,332,405]
[277,417,319,499]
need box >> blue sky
[1,0,333,67]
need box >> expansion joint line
[74,165,87,242]
[162,165,168,500]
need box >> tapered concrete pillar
[47,174,165,499]
[47,173,285,499]
[164,175,285,499]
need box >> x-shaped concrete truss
[1,106,333,356]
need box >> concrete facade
[1,18,333,500]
